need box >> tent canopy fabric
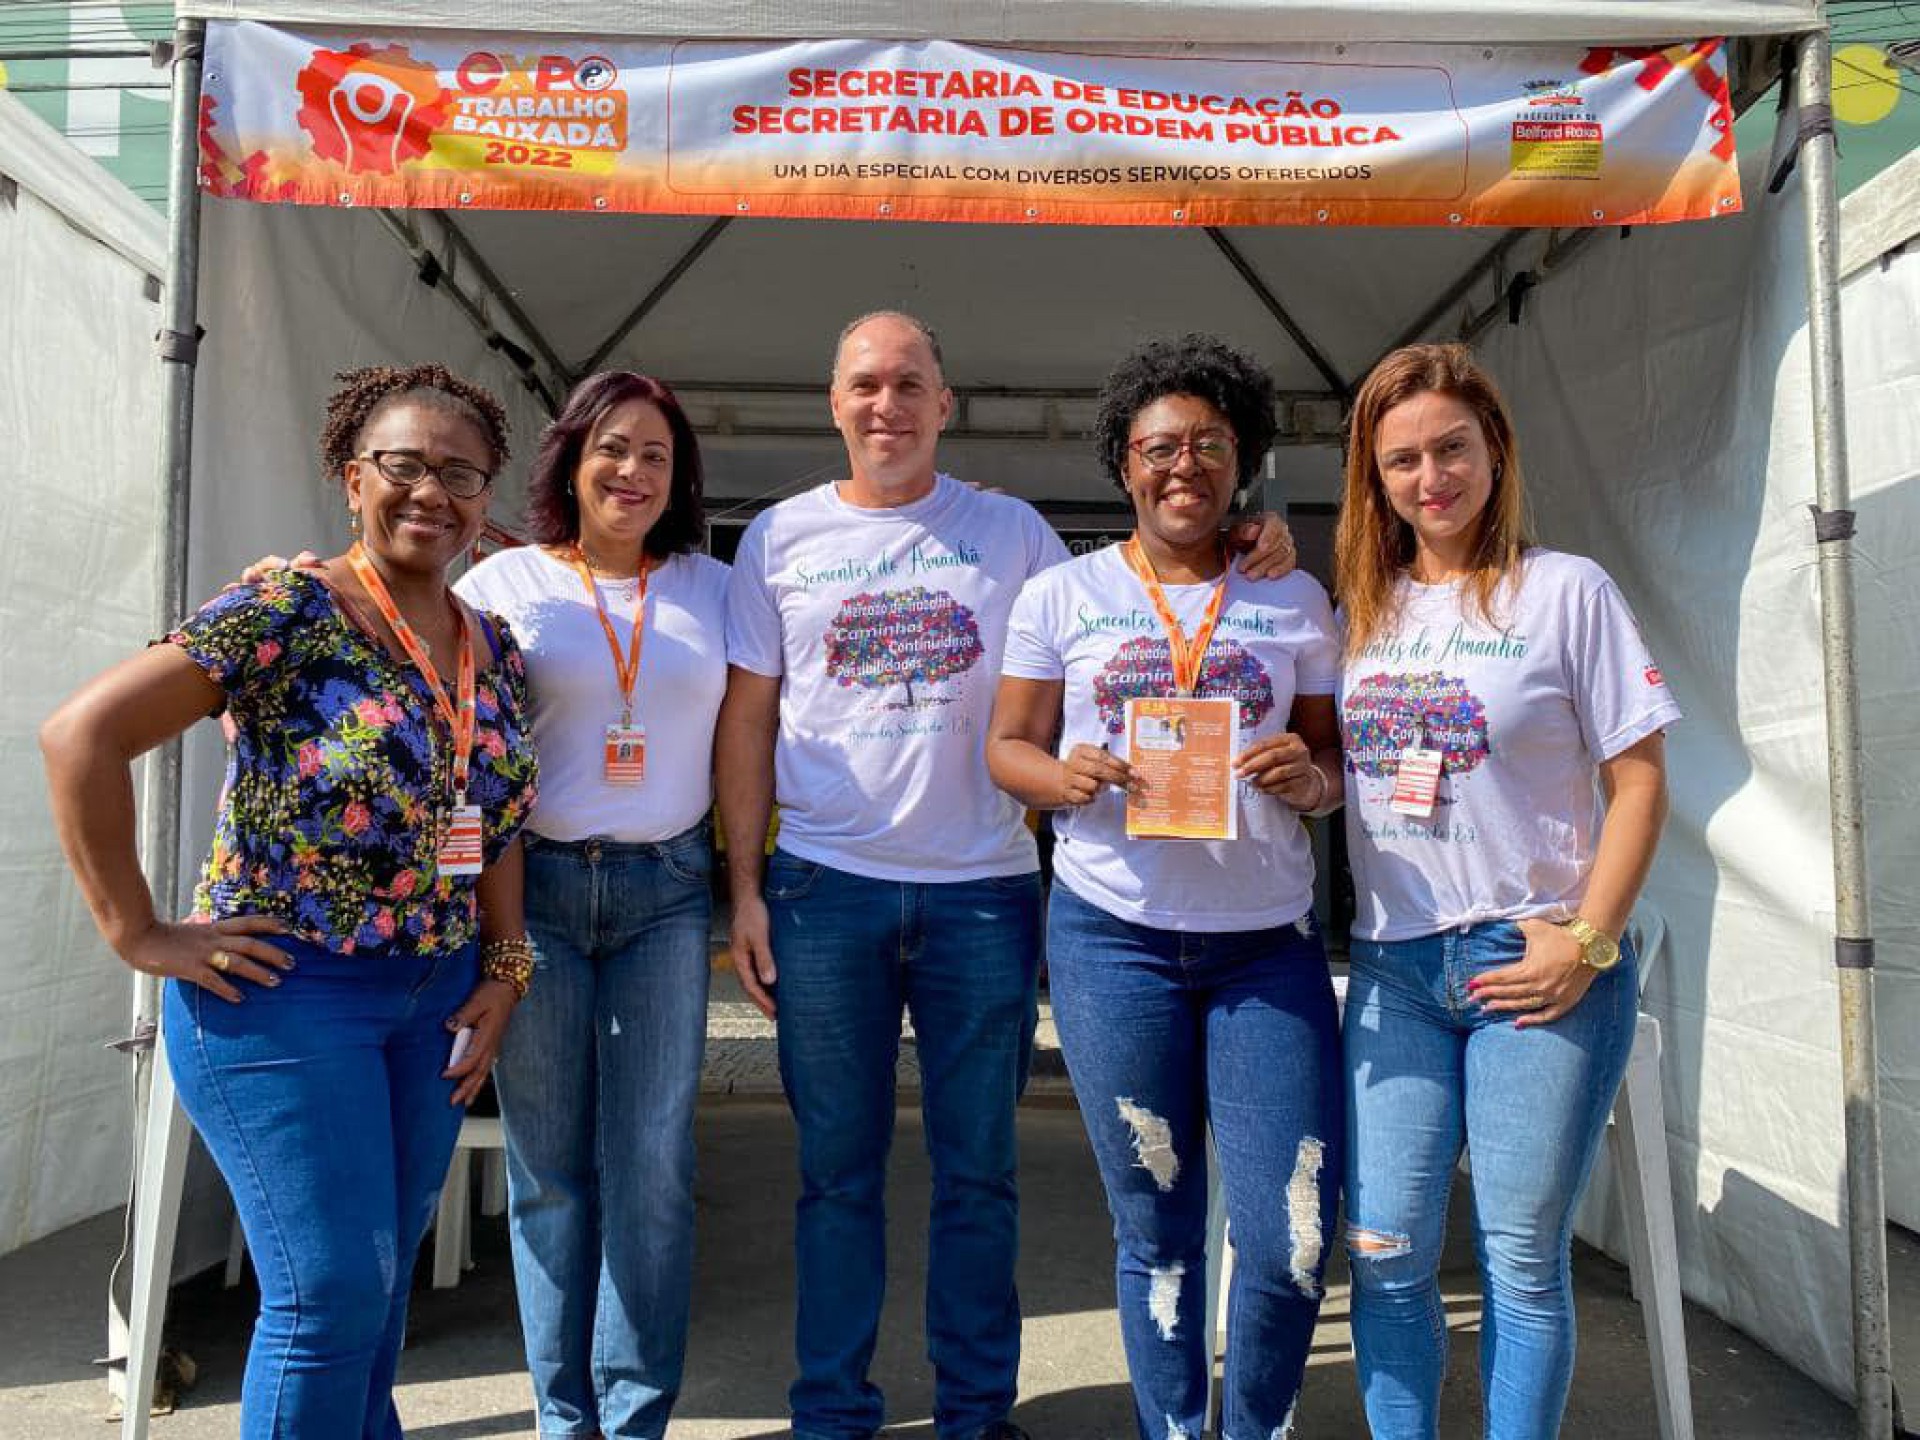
[173,0,1822,43]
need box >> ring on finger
[209,950,234,973]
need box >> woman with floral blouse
[41,364,540,1439]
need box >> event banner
[199,24,1741,227]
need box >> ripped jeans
[1047,881,1343,1440]
[1342,921,1638,1440]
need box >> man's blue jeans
[1343,920,1638,1440]
[765,850,1041,1440]
[164,933,474,1440]
[495,826,713,1439]
[1046,882,1343,1440]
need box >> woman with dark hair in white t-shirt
[987,335,1345,1440]
[456,371,728,1440]
[1334,342,1680,1439]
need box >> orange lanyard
[347,544,477,800]
[1120,536,1228,697]
[566,547,651,725]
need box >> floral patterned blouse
[169,570,539,957]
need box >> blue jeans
[1343,921,1639,1440]
[495,825,714,1439]
[1047,882,1343,1440]
[766,850,1041,1440]
[164,933,474,1440]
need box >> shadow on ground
[2,1100,1902,1439]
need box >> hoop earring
[348,507,362,537]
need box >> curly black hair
[1092,334,1278,493]
[318,364,512,485]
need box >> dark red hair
[524,371,705,556]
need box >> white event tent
[1,92,168,1255]
[56,2,1910,1438]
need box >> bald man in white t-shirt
[717,313,1294,1440]
[718,313,1058,1440]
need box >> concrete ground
[0,967,1907,1438]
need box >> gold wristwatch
[1561,915,1622,972]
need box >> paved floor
[5,1088,1906,1439]
[5,959,1912,1438]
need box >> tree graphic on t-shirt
[1341,671,1491,780]
[1091,636,1276,735]
[824,586,985,708]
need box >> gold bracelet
[480,936,535,1000]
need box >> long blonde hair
[1334,343,1533,657]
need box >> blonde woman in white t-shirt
[1334,343,1680,1439]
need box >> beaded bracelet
[481,936,535,1000]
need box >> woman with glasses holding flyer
[42,365,540,1439]
[985,334,1344,1440]
[454,371,727,1440]
[1334,343,1678,1438]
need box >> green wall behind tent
[0,2,172,209]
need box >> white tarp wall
[0,94,166,1255]
[1480,140,1861,1390]
[1832,149,1920,1235]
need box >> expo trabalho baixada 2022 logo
[294,41,627,177]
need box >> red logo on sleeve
[1644,664,1665,686]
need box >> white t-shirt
[1003,545,1340,931]
[456,545,730,844]
[726,473,1069,882]
[1339,548,1682,941]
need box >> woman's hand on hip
[1467,918,1597,1029]
[123,915,294,1004]
[443,978,517,1106]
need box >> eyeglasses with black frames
[358,449,493,500]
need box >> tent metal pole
[106,12,206,1403]
[1203,227,1350,399]
[1377,227,1528,360]
[372,209,562,413]
[431,212,574,396]
[1795,27,1894,1440]
[578,216,732,376]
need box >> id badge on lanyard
[346,546,485,880]
[604,721,647,786]
[438,803,486,876]
[569,549,652,788]
[1389,729,1445,818]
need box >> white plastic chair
[1202,920,1694,1440]
[431,1114,508,1288]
